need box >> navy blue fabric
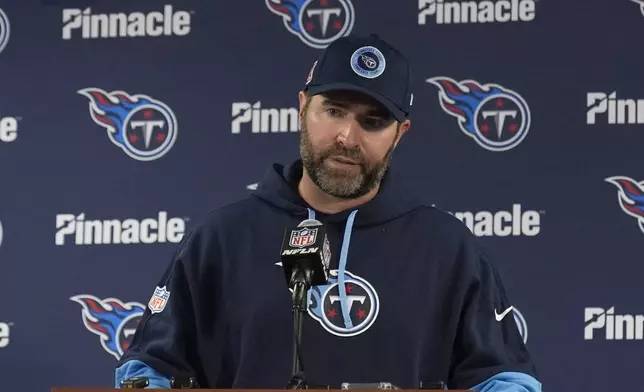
[117,159,538,389]
[304,34,413,121]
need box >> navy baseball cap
[303,34,413,122]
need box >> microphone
[280,218,331,293]
[280,218,331,390]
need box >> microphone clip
[290,266,312,312]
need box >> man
[115,34,542,391]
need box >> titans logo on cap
[427,77,531,152]
[350,46,386,79]
[307,269,379,337]
[70,294,145,360]
[0,8,10,54]
[605,176,644,234]
[266,0,355,49]
[78,88,178,162]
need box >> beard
[299,112,398,199]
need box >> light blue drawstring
[306,207,358,328]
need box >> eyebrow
[322,98,352,108]
[322,98,390,117]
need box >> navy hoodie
[115,159,541,391]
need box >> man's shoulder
[406,204,488,265]
[170,196,263,256]
[409,204,474,239]
[193,196,261,232]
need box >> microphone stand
[286,267,310,390]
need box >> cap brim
[305,83,407,122]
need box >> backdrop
[1,0,642,391]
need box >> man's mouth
[329,156,359,165]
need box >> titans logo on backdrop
[0,8,9,55]
[606,176,644,234]
[427,77,531,152]
[266,0,355,48]
[78,88,178,161]
[71,294,145,360]
[631,0,644,16]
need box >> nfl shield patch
[148,286,170,314]
[289,228,317,248]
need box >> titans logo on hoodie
[115,159,541,391]
[308,269,379,337]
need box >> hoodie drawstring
[306,207,358,328]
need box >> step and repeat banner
[0,0,642,391]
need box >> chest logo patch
[307,269,379,337]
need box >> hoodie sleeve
[447,237,541,391]
[115,227,215,388]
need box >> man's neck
[297,168,378,215]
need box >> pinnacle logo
[585,307,644,340]
[0,322,11,348]
[586,91,644,125]
[0,115,19,143]
[55,211,187,246]
[231,102,299,134]
[418,0,536,25]
[62,5,192,40]
[447,204,542,237]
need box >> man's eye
[326,108,344,117]
[362,117,386,130]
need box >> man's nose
[335,120,360,148]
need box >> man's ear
[298,91,308,121]
[393,119,411,148]
[297,91,311,129]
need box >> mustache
[319,144,365,163]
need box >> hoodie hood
[250,158,426,227]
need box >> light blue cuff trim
[115,359,171,389]
[470,371,542,392]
